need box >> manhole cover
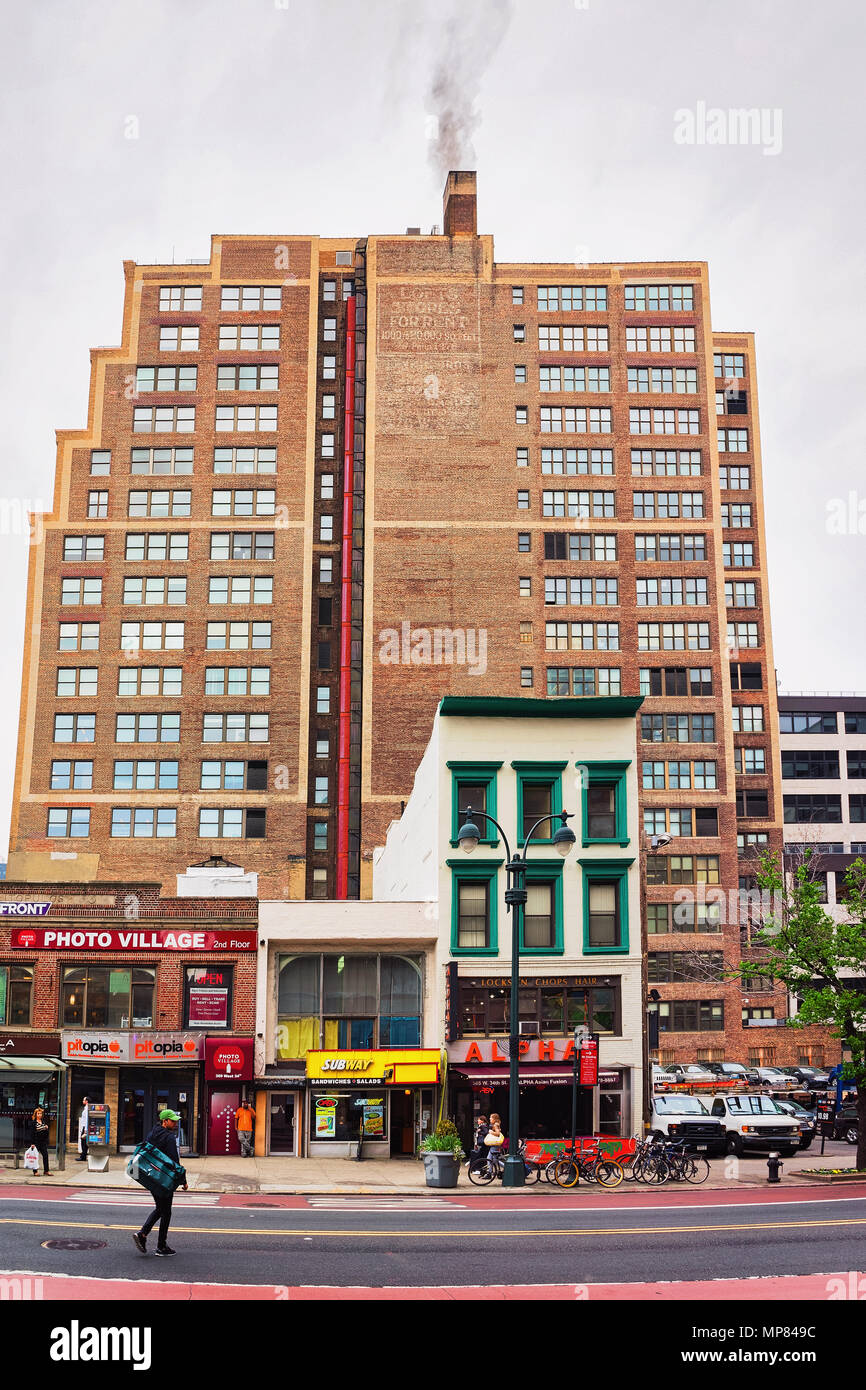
[42,1239,107,1251]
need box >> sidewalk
[1,1147,859,1195]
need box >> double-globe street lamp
[457,806,577,1187]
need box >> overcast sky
[1,0,864,853]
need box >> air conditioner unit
[518,1021,540,1038]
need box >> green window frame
[579,858,634,955]
[520,860,565,956]
[579,760,630,847]
[448,761,502,847]
[512,761,567,845]
[447,859,503,957]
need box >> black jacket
[473,1123,490,1152]
[145,1123,180,1166]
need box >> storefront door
[119,1070,195,1154]
[269,1092,295,1154]
[207,1087,241,1156]
[390,1090,416,1156]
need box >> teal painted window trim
[447,760,502,847]
[579,856,635,955]
[579,759,631,848]
[512,760,568,846]
[447,858,503,957]
[520,859,565,956]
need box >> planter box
[800,1170,866,1183]
[422,1151,461,1188]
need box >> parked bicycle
[467,1139,541,1185]
[552,1137,624,1188]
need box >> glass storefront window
[599,1090,622,1136]
[0,965,34,1025]
[566,989,587,1029]
[541,989,565,1033]
[592,988,615,1035]
[61,966,154,1028]
[312,1091,388,1141]
[276,954,424,1057]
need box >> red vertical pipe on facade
[336,296,356,898]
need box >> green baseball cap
[159,1108,180,1123]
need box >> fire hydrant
[767,1151,783,1183]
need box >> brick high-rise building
[9,171,823,1062]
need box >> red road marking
[0,1181,864,1211]
[1,1270,861,1301]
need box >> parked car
[709,1093,801,1156]
[833,1101,860,1146]
[702,1062,752,1083]
[777,1066,831,1090]
[754,1066,801,1090]
[773,1098,817,1149]
[650,1095,725,1154]
[663,1064,717,1084]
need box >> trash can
[423,1152,460,1188]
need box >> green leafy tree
[748,850,866,1169]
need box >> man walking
[132,1108,188,1257]
[235,1098,255,1157]
[76,1096,89,1161]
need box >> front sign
[61,1030,204,1063]
[0,902,52,917]
[11,928,257,952]
[305,1049,440,1083]
[0,1033,60,1056]
[450,1037,587,1065]
[579,1039,599,1086]
[204,1037,254,1081]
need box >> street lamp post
[457,807,576,1188]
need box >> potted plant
[419,1119,464,1188]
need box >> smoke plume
[426,0,515,183]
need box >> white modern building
[374,695,645,1150]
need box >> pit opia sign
[10,928,257,951]
[61,1031,204,1063]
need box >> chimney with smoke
[443,171,477,237]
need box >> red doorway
[207,1087,241,1155]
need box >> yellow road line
[4,1215,866,1239]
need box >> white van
[650,1095,726,1154]
[709,1093,801,1156]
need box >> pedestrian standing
[234,1099,255,1157]
[468,1113,490,1173]
[77,1096,89,1161]
[31,1107,51,1176]
[132,1108,188,1257]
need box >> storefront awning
[0,1056,67,1072]
[452,1068,579,1088]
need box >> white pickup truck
[650,1095,726,1154]
[709,1093,802,1156]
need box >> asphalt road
[2,1190,865,1289]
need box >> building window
[520,668,534,688]
[123,576,187,606]
[114,760,179,790]
[61,966,156,1028]
[127,490,191,518]
[211,489,276,517]
[115,713,180,743]
[0,966,34,1025]
[454,875,496,952]
[136,365,198,393]
[117,667,182,697]
[90,450,111,475]
[50,759,93,790]
[111,808,177,838]
[199,808,266,838]
[133,406,196,434]
[221,286,281,311]
[512,287,524,304]
[159,285,202,310]
[521,873,564,954]
[47,807,91,837]
[213,446,276,474]
[121,621,185,652]
[449,762,502,847]
[783,795,843,824]
[658,1000,724,1032]
[53,713,96,743]
[582,863,630,952]
[313,821,328,852]
[207,576,273,605]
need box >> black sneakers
[154,1246,176,1257]
[132,1232,147,1254]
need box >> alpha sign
[450,1038,589,1064]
